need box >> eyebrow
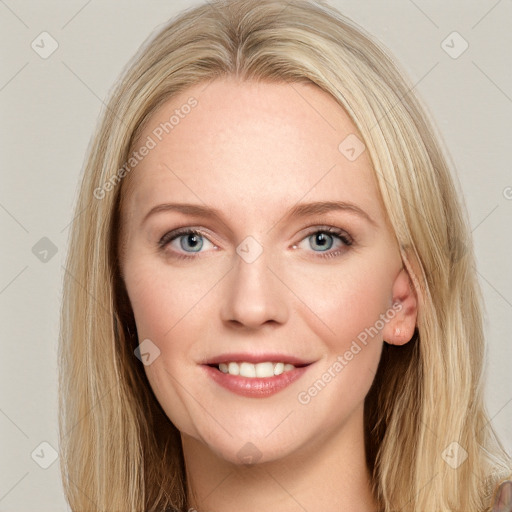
[142,200,377,227]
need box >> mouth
[200,354,315,398]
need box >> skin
[119,77,418,512]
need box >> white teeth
[255,362,274,378]
[273,362,284,376]
[216,361,297,377]
[240,362,256,378]
[228,362,239,375]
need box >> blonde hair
[58,0,512,510]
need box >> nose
[220,248,289,330]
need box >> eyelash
[158,225,354,261]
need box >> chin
[196,427,302,467]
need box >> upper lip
[201,353,314,367]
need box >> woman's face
[119,77,416,465]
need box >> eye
[294,226,353,258]
[158,228,216,258]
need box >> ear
[381,266,419,346]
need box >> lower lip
[201,364,312,398]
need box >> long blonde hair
[58,0,511,510]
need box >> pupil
[312,232,332,251]
[317,233,327,246]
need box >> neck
[181,403,380,511]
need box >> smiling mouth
[207,361,310,378]
[202,360,313,398]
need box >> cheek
[285,260,391,405]
[287,258,392,350]
[123,260,219,435]
[124,258,220,341]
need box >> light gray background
[1,0,511,509]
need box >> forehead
[122,77,383,227]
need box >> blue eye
[297,227,352,257]
[159,229,215,256]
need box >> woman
[58,0,512,510]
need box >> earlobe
[382,266,419,346]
